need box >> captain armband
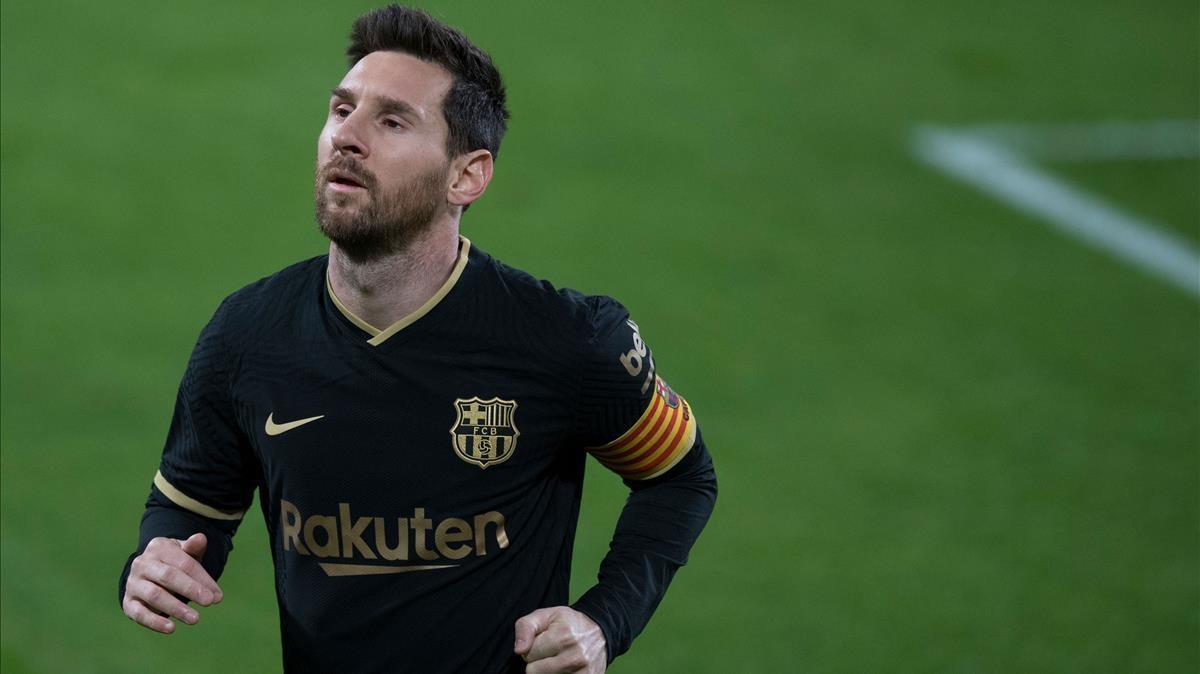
[587,376,698,480]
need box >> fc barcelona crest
[450,397,520,469]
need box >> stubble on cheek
[313,156,377,233]
[313,159,448,261]
[315,179,372,239]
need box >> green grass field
[2,0,1197,672]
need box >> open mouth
[327,170,367,190]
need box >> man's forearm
[118,487,240,605]
[572,434,717,662]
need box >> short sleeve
[576,297,698,481]
[153,298,257,521]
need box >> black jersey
[123,237,716,673]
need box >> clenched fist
[514,606,606,673]
[121,533,223,634]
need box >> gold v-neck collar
[326,236,471,347]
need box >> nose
[330,111,368,159]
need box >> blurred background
[2,0,1197,671]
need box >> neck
[327,222,461,332]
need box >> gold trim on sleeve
[153,470,246,521]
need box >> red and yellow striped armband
[587,376,698,480]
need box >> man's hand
[514,606,606,673]
[121,533,223,634]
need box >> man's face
[315,51,454,259]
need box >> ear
[447,149,494,208]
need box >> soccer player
[118,5,716,672]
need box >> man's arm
[571,433,717,662]
[514,439,716,671]
[119,296,257,633]
[515,298,717,671]
[118,487,240,632]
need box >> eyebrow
[330,87,420,119]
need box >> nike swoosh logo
[265,413,325,436]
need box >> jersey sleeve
[154,297,258,520]
[576,297,698,480]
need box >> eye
[332,105,351,119]
[382,117,405,130]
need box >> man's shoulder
[225,254,327,305]
[469,243,630,342]
[206,255,327,336]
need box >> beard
[314,156,447,262]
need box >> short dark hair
[347,5,509,160]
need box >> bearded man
[119,6,716,673]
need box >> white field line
[912,125,1200,299]
[958,119,1200,161]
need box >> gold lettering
[374,517,409,561]
[282,502,511,567]
[473,511,509,556]
[411,508,437,561]
[619,349,643,377]
[339,503,376,560]
[303,515,339,558]
[620,320,648,377]
[434,518,473,560]
[280,500,309,555]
